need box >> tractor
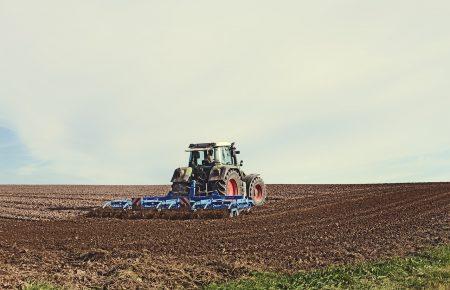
[170,142,266,205]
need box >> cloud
[0,0,449,184]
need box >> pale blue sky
[0,1,449,184]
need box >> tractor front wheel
[244,175,267,206]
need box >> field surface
[0,183,448,289]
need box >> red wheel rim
[227,179,238,195]
[253,184,263,202]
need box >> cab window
[221,148,233,165]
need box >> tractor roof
[186,142,232,151]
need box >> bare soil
[0,183,448,289]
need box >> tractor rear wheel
[211,170,244,196]
[244,175,267,206]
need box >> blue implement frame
[102,180,254,216]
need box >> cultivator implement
[89,181,255,219]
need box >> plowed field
[0,183,448,289]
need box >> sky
[0,1,449,184]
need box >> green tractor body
[171,142,266,205]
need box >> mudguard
[171,167,193,183]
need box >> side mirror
[240,160,244,166]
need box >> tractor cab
[186,142,239,167]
